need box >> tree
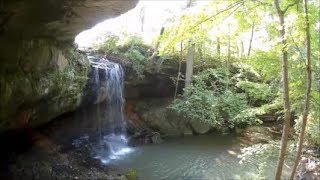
[247,22,255,56]
[273,0,297,179]
[174,41,183,99]
[139,6,145,32]
[185,42,195,87]
[289,0,312,178]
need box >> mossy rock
[0,39,89,132]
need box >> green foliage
[294,110,320,146]
[170,85,221,127]
[191,68,231,92]
[236,80,275,106]
[254,99,283,116]
[97,34,120,55]
[125,48,145,63]
[93,0,319,145]
[47,67,87,95]
[125,49,146,79]
[170,68,261,130]
[97,34,152,79]
[243,51,281,82]
[220,91,261,128]
[125,169,138,180]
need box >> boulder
[150,132,163,144]
[190,121,211,134]
[126,98,192,137]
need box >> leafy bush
[125,169,138,180]
[244,50,281,81]
[192,68,231,92]
[97,34,152,79]
[220,91,259,128]
[169,68,260,131]
[236,80,274,106]
[294,110,320,146]
[125,49,146,79]
[125,49,145,63]
[98,34,120,55]
[170,86,222,127]
[122,35,151,57]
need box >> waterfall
[88,56,133,164]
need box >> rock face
[0,0,138,132]
[190,121,211,134]
[130,61,185,98]
[121,60,191,137]
[126,99,193,137]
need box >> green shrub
[125,169,138,180]
[294,110,320,146]
[98,34,120,55]
[220,91,259,128]
[236,80,274,106]
[97,34,151,79]
[125,49,145,63]
[192,68,231,92]
[244,50,280,81]
[169,68,260,131]
[170,86,222,127]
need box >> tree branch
[250,0,272,7]
[289,31,305,63]
[274,0,283,15]
[188,1,244,32]
[283,0,299,14]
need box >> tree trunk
[139,6,145,32]
[247,22,255,56]
[289,0,312,178]
[227,24,231,63]
[150,27,165,61]
[240,40,244,58]
[217,24,221,56]
[274,0,292,179]
[217,37,221,56]
[185,43,195,87]
[174,42,183,99]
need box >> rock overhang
[0,0,139,132]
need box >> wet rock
[127,98,191,137]
[190,121,211,134]
[127,128,164,146]
[150,132,162,144]
[183,128,193,136]
[124,60,185,99]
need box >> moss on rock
[0,39,89,132]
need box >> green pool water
[107,133,290,180]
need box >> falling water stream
[88,56,133,164]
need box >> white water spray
[89,56,133,164]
